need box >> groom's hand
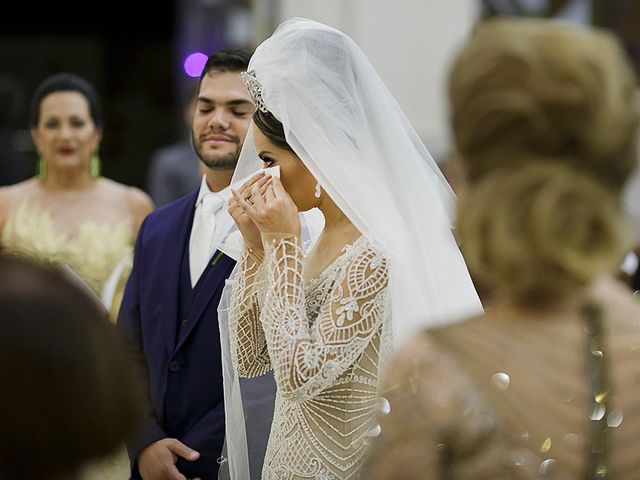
[138,438,200,480]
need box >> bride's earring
[314,183,321,199]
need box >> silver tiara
[241,70,269,113]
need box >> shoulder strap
[583,302,609,479]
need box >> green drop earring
[37,153,101,180]
[37,156,47,181]
[90,153,101,179]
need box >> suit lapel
[158,192,198,356]
[173,252,235,353]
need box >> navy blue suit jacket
[117,191,236,479]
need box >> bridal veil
[218,17,483,479]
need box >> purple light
[184,52,208,78]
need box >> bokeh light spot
[184,52,208,78]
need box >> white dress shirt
[189,176,229,287]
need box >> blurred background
[1,0,638,191]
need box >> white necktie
[190,193,224,286]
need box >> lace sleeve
[261,235,389,402]
[228,245,272,377]
[361,334,535,480]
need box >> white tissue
[263,166,280,178]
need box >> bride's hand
[242,177,301,238]
[229,172,272,251]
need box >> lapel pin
[211,251,225,267]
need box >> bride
[224,18,482,479]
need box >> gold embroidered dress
[2,201,133,321]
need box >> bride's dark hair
[253,108,293,151]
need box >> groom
[118,49,271,480]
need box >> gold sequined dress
[1,201,133,321]
[362,277,640,479]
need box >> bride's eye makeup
[259,154,276,167]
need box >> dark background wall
[2,0,637,190]
[1,0,193,189]
[481,0,640,74]
[593,0,640,73]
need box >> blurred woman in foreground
[0,254,140,480]
[363,19,640,479]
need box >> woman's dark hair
[29,73,102,129]
[0,254,140,480]
[253,109,293,151]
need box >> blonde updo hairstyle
[449,19,640,304]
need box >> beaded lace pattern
[229,234,391,479]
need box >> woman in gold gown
[0,73,152,320]
[0,73,152,479]
[363,19,640,479]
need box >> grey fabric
[147,139,201,206]
[240,374,276,479]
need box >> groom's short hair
[198,48,252,88]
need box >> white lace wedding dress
[229,234,391,479]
